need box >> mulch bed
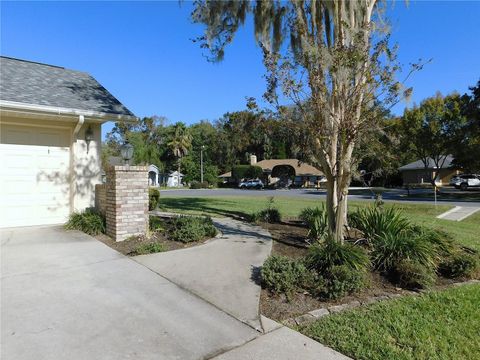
[258,220,469,322]
[95,217,210,256]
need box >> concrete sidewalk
[134,217,272,331]
[212,322,351,360]
[437,206,480,221]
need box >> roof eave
[0,100,138,123]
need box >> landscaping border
[282,279,480,327]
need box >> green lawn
[158,195,449,219]
[158,195,479,250]
[299,284,480,360]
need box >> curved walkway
[134,213,273,331]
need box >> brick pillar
[105,165,148,241]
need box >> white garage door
[0,124,71,228]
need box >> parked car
[238,179,264,189]
[449,174,480,190]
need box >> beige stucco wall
[72,122,102,211]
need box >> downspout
[70,115,85,213]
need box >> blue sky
[2,1,479,140]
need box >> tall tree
[453,80,480,172]
[400,93,466,184]
[167,122,192,183]
[192,1,406,242]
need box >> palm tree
[167,122,192,186]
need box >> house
[398,155,461,186]
[0,56,136,227]
[166,171,184,187]
[148,164,161,186]
[220,155,325,187]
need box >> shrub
[232,165,263,181]
[439,253,479,279]
[149,216,164,232]
[306,241,370,274]
[65,210,105,235]
[370,231,437,273]
[170,216,217,243]
[299,206,328,241]
[261,255,310,299]
[255,208,282,223]
[149,188,160,210]
[349,206,411,241]
[190,181,209,189]
[418,227,455,258]
[320,265,366,300]
[134,242,165,255]
[394,259,436,289]
[250,197,282,223]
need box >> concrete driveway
[1,226,258,360]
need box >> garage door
[0,124,71,227]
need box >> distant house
[220,155,325,187]
[398,155,461,185]
[166,171,184,187]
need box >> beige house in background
[0,56,136,227]
[398,155,461,186]
[220,155,325,187]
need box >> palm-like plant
[167,123,192,186]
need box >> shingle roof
[398,155,455,171]
[0,56,135,117]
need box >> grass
[158,195,479,250]
[299,284,480,360]
[133,242,166,255]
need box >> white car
[449,174,480,190]
[238,179,264,189]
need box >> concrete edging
[283,279,480,327]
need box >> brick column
[105,165,148,241]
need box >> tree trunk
[326,177,337,236]
[334,182,349,244]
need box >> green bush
[306,241,370,274]
[419,227,455,258]
[349,206,411,241]
[261,255,310,299]
[170,216,217,243]
[149,216,164,232]
[149,188,160,210]
[232,165,263,180]
[134,242,165,255]
[299,206,328,241]
[255,208,282,223]
[320,265,366,300]
[250,197,282,223]
[394,259,436,289]
[189,181,209,189]
[439,253,479,279]
[370,231,437,273]
[65,210,105,235]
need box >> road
[160,187,480,208]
